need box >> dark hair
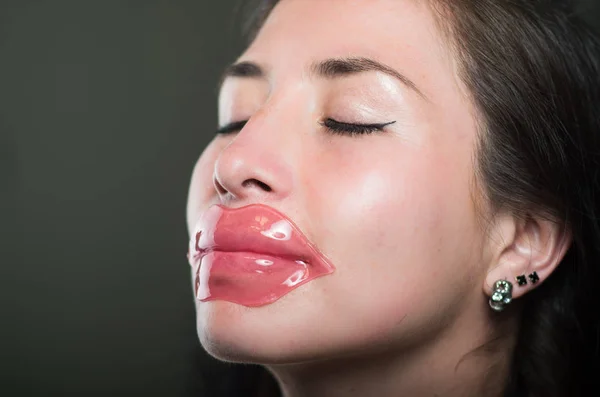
[216,1,600,396]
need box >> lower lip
[195,251,322,307]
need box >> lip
[187,204,336,307]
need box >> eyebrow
[220,57,427,100]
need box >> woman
[186,0,600,396]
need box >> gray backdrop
[2,1,599,396]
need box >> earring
[489,279,513,312]
[528,271,540,284]
[516,275,527,286]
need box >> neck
[266,304,519,397]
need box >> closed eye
[215,120,247,135]
[320,118,396,136]
[215,118,396,136]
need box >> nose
[212,118,295,203]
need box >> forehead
[241,0,453,101]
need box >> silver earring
[489,279,513,312]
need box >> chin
[194,297,349,365]
[195,299,296,364]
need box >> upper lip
[188,204,334,269]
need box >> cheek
[306,140,479,326]
[310,142,462,263]
[331,156,449,266]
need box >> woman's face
[187,0,488,363]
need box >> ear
[484,213,571,300]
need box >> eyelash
[320,118,396,136]
[215,118,395,136]
[215,120,248,135]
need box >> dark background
[2,1,599,396]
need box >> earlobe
[484,213,571,302]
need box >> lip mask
[188,204,336,307]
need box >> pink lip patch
[188,204,336,307]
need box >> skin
[186,0,571,395]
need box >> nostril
[242,179,272,192]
